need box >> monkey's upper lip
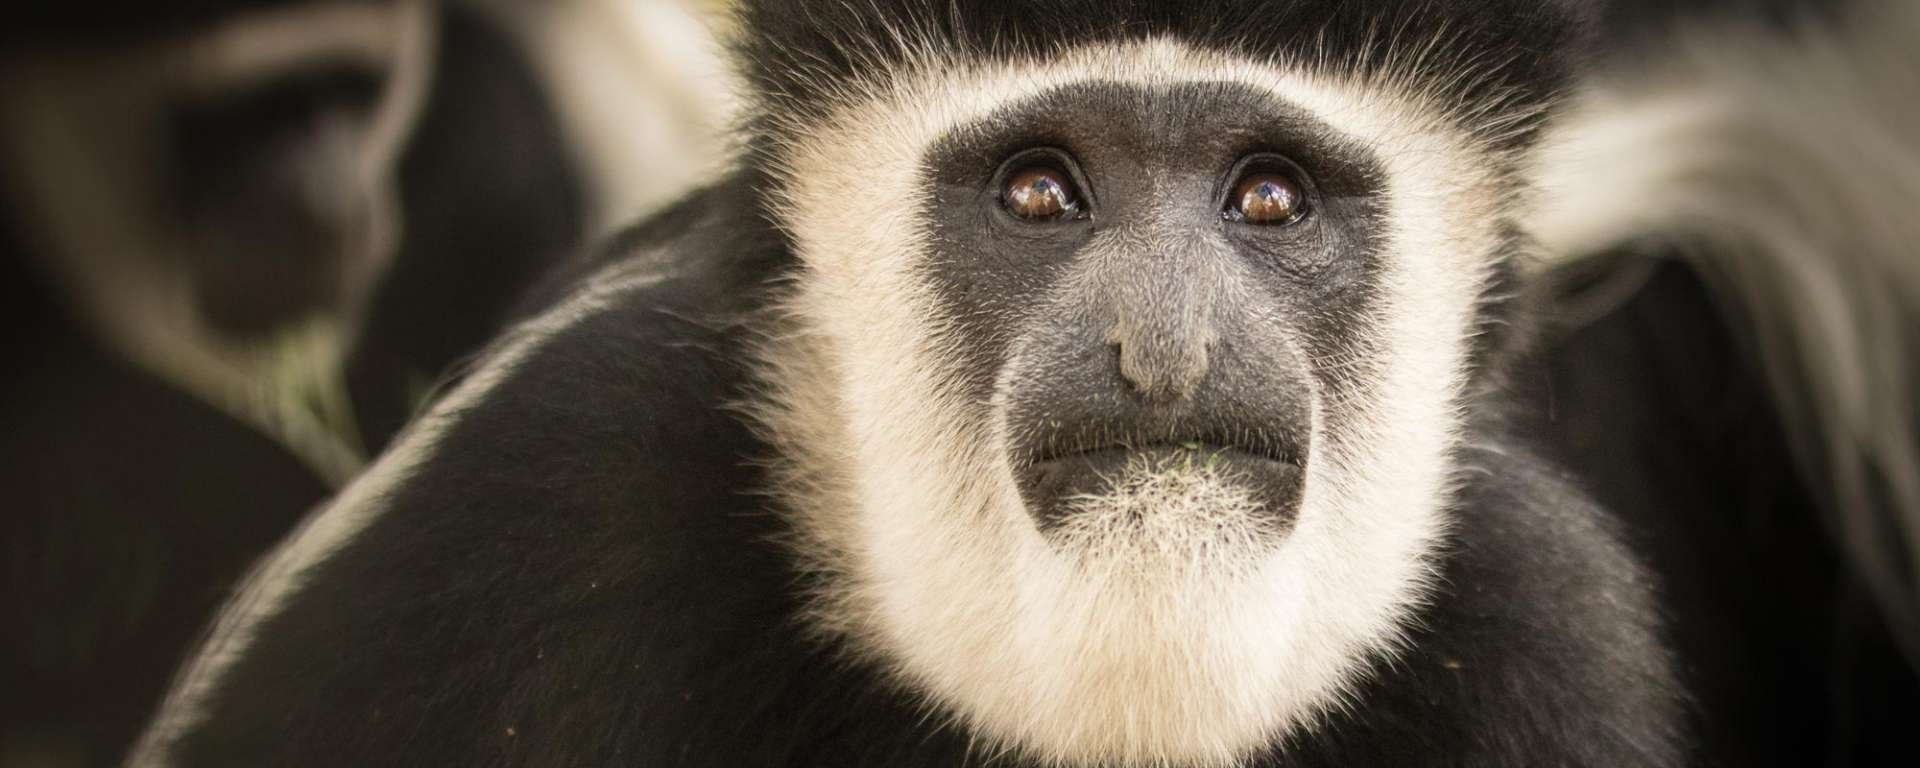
[1028,434,1304,469]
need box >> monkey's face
[767,39,1516,767]
[922,79,1384,560]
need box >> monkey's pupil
[1004,168,1074,219]
[1233,174,1302,224]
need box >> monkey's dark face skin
[920,82,1387,535]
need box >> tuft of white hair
[1052,452,1288,584]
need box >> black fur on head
[735,0,1603,152]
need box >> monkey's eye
[1001,166,1081,221]
[1226,172,1307,225]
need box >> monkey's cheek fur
[1017,445,1305,538]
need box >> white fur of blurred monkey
[1528,0,1920,660]
[478,0,740,236]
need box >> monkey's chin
[1018,446,1303,562]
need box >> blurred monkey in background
[0,1,731,764]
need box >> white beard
[1052,451,1288,584]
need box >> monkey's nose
[1110,328,1211,403]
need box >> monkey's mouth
[1015,434,1307,533]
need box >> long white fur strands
[1528,0,1920,667]
[753,38,1517,767]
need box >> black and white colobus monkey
[131,0,1920,765]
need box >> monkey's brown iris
[1003,167,1077,220]
[1230,173,1305,224]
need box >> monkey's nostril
[1113,335,1209,403]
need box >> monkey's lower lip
[1017,442,1305,532]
